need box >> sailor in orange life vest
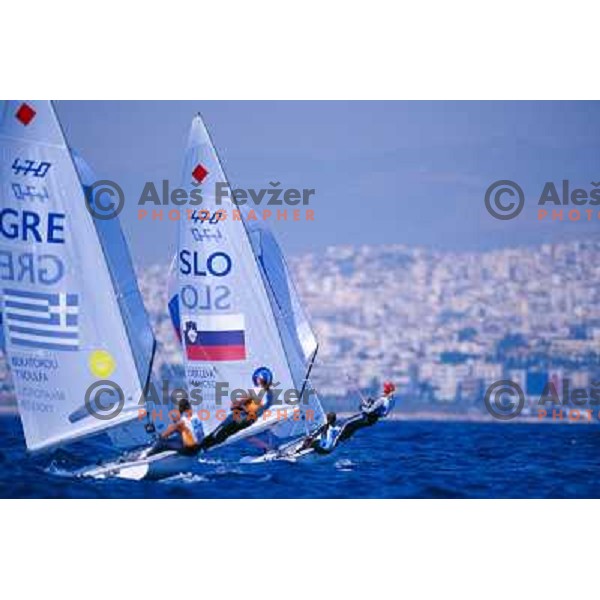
[199,366,275,451]
[146,397,203,457]
[297,381,397,455]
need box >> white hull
[239,435,318,463]
[79,451,202,481]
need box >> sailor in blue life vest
[199,366,275,451]
[336,380,396,443]
[359,381,397,421]
[146,397,203,457]
[297,411,342,454]
[294,381,396,455]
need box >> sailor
[146,397,203,457]
[291,381,396,457]
[336,381,396,443]
[237,366,275,421]
[360,381,397,420]
[200,366,275,451]
[298,411,341,455]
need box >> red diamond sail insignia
[192,163,208,183]
[15,103,36,126]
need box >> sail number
[179,284,231,311]
[11,158,52,178]
[179,250,232,278]
[0,208,65,244]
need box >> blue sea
[1,416,600,498]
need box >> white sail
[175,114,324,441]
[246,223,325,438]
[0,101,155,451]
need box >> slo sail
[172,114,325,449]
[0,101,155,452]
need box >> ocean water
[1,416,600,498]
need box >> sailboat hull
[79,451,203,481]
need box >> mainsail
[173,114,324,443]
[0,101,155,451]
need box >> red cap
[383,381,396,395]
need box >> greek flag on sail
[3,289,79,351]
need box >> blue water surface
[1,416,599,498]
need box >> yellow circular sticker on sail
[89,350,116,378]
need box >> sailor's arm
[230,398,244,411]
[230,393,252,412]
[230,400,251,420]
[300,423,326,449]
[160,416,182,438]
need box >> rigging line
[299,344,320,435]
[344,372,369,406]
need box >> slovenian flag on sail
[183,314,246,361]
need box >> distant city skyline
[3,236,599,417]
[56,101,600,267]
[134,236,600,411]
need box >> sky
[56,101,600,267]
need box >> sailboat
[83,114,327,479]
[170,114,326,451]
[92,115,325,479]
[0,101,157,457]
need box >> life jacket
[319,424,341,451]
[180,413,202,447]
[375,394,395,417]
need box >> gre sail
[0,101,155,451]
[173,114,324,445]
